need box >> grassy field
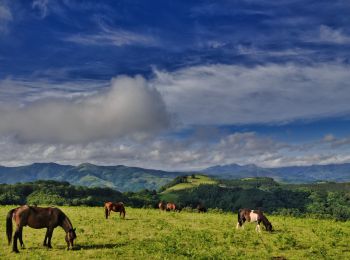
[0,206,349,259]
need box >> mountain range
[0,162,349,192]
[202,163,350,183]
[0,163,182,192]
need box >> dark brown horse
[166,202,176,211]
[6,205,76,253]
[236,208,273,232]
[104,202,126,219]
[158,201,167,211]
[197,203,207,213]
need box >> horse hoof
[13,250,19,253]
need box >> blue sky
[1,0,350,169]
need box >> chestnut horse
[104,202,126,219]
[6,205,76,253]
[236,208,273,232]
[166,202,176,211]
[158,201,167,211]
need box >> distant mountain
[202,163,350,183]
[1,162,349,192]
[0,163,184,192]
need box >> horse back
[25,206,61,229]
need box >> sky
[1,0,350,170]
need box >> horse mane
[56,208,72,229]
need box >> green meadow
[0,206,349,259]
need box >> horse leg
[43,228,49,247]
[236,222,240,229]
[256,223,261,233]
[47,228,54,248]
[19,228,25,249]
[237,217,245,229]
[12,226,20,253]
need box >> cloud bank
[153,63,350,125]
[1,131,350,170]
[0,76,169,143]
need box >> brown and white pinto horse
[104,202,126,219]
[158,201,167,211]
[166,202,176,211]
[236,209,273,232]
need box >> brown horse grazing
[158,201,167,211]
[6,205,77,253]
[166,202,176,211]
[197,204,207,213]
[236,208,273,232]
[104,202,126,219]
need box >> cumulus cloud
[0,75,169,143]
[153,63,350,125]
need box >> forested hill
[160,176,350,221]
[0,163,184,192]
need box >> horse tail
[104,205,108,219]
[6,208,15,245]
[122,207,126,218]
[237,209,242,226]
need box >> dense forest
[0,177,349,221]
[0,180,156,208]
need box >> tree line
[0,177,349,221]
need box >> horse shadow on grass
[74,242,128,250]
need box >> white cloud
[0,2,12,33]
[323,134,335,142]
[32,0,50,18]
[319,25,350,44]
[153,63,350,125]
[0,76,107,103]
[65,24,157,47]
[0,75,169,143]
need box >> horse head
[65,228,77,249]
[264,220,273,232]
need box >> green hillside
[159,174,217,202]
[163,174,217,192]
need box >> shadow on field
[75,242,127,250]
